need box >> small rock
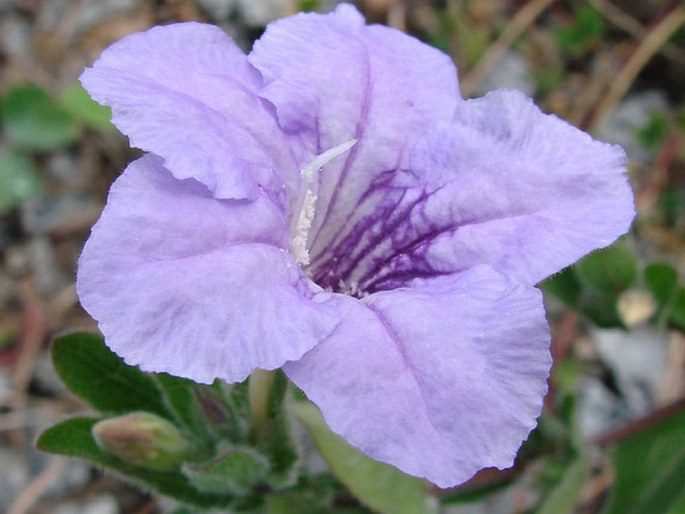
[592,327,669,415]
[0,367,12,407]
[474,50,535,98]
[0,446,30,513]
[197,0,238,21]
[596,90,669,166]
[238,0,294,26]
[577,375,625,437]
[51,493,119,514]
[73,0,143,35]
[0,0,16,13]
[21,193,101,236]
[31,350,66,397]
[46,152,85,189]
[42,461,93,502]
[0,11,32,59]
[28,237,68,296]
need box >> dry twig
[9,278,50,446]
[8,458,70,514]
[588,0,685,66]
[588,5,685,132]
[460,0,557,97]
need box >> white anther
[291,189,317,265]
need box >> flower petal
[285,266,551,487]
[77,155,340,384]
[250,4,460,264]
[81,23,297,201]
[415,89,635,285]
[323,89,634,291]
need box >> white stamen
[290,139,357,265]
[291,189,316,265]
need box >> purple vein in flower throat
[291,139,357,266]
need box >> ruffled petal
[250,4,460,264]
[77,155,340,384]
[412,89,634,284]
[285,266,551,487]
[324,89,634,291]
[81,23,297,201]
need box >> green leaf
[183,444,270,495]
[605,409,685,514]
[266,492,324,514]
[0,150,42,213]
[266,490,332,514]
[666,487,685,514]
[264,475,347,514]
[59,83,114,132]
[554,4,604,57]
[298,0,321,12]
[576,244,637,296]
[541,266,582,307]
[536,453,591,514]
[291,401,436,514]
[554,358,582,396]
[577,290,624,328]
[636,111,670,153]
[1,84,79,150]
[52,332,169,417]
[37,417,233,508]
[660,188,685,230]
[542,246,639,328]
[670,288,685,330]
[644,263,679,308]
[644,263,681,327]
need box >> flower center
[290,139,357,266]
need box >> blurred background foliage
[0,0,684,513]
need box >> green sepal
[291,401,436,514]
[1,84,79,151]
[51,332,169,418]
[154,373,213,442]
[194,380,251,443]
[37,417,234,509]
[183,444,270,496]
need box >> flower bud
[92,412,190,471]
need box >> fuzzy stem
[248,369,276,442]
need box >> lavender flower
[77,4,634,487]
